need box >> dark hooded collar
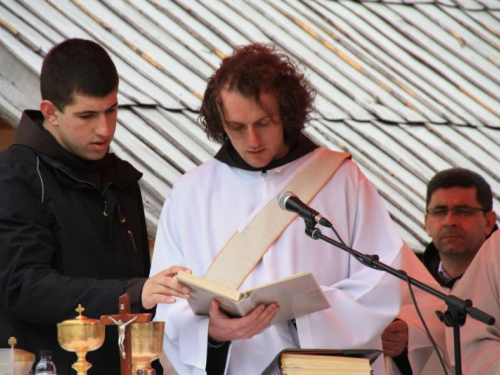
[13,110,140,189]
[421,242,460,288]
[214,133,318,172]
[14,110,103,172]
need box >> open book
[176,271,330,324]
[261,349,381,375]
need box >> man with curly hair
[151,43,404,374]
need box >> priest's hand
[142,266,192,310]
[382,319,409,357]
[208,300,279,342]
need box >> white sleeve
[151,192,209,375]
[297,162,402,351]
[447,231,500,374]
[397,246,451,375]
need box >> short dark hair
[199,43,315,144]
[426,168,493,211]
[40,38,119,111]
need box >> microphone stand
[303,222,495,375]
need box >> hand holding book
[208,299,280,342]
[175,271,330,325]
[142,265,192,309]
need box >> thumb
[209,300,221,317]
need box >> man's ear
[40,100,59,127]
[424,214,431,236]
[485,210,497,236]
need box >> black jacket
[0,111,151,374]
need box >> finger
[384,350,398,357]
[244,305,279,337]
[242,304,266,321]
[382,339,405,354]
[257,304,279,322]
[154,276,191,295]
[152,294,176,305]
[384,325,404,334]
[165,265,192,276]
[386,347,404,357]
[216,304,269,340]
[382,339,397,349]
[391,321,407,332]
[151,266,191,279]
[382,334,396,342]
[382,334,404,343]
[382,343,401,356]
[382,328,405,338]
[143,293,176,309]
[154,285,190,299]
[209,300,227,319]
[144,280,190,304]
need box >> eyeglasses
[426,206,487,218]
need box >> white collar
[437,260,453,283]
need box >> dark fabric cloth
[206,133,318,372]
[214,132,318,171]
[420,242,461,289]
[206,341,230,375]
[393,349,413,375]
[0,110,155,375]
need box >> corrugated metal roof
[0,0,499,251]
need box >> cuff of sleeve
[208,337,228,349]
[125,277,150,313]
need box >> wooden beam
[0,117,15,152]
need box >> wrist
[208,336,228,348]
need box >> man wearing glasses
[421,167,497,290]
[384,167,497,374]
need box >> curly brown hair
[199,43,315,144]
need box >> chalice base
[132,360,156,375]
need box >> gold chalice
[57,305,105,375]
[131,321,165,375]
[0,337,35,375]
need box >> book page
[177,271,330,324]
[176,271,244,316]
[237,272,330,323]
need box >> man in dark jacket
[383,168,497,374]
[0,39,190,374]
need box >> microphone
[277,191,332,227]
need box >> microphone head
[277,191,294,210]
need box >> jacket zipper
[60,169,134,255]
[117,205,126,223]
[58,169,112,218]
[59,169,96,188]
[127,230,138,253]
[101,182,113,218]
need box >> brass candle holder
[130,321,165,375]
[57,305,105,375]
